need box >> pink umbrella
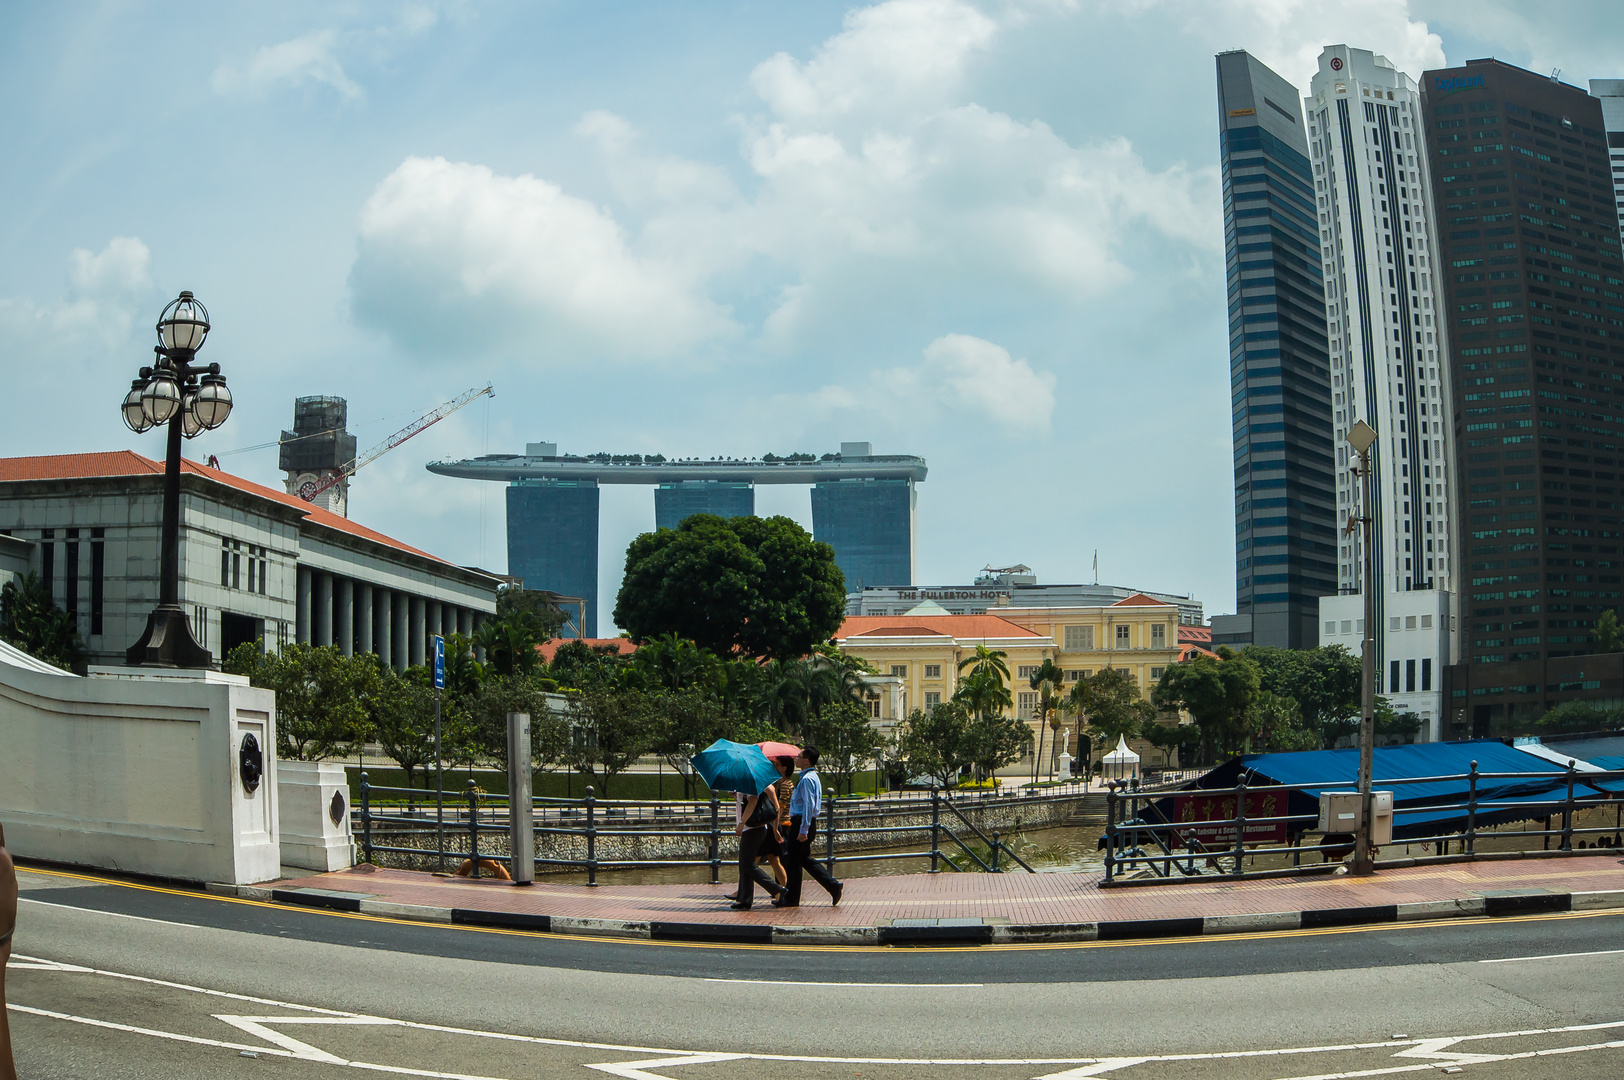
[757,741,801,762]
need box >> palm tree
[953,668,1012,721]
[751,658,818,735]
[1028,658,1065,783]
[957,643,1010,684]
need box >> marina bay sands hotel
[426,442,925,637]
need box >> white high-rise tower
[1307,46,1457,739]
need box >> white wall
[1320,589,1453,741]
[0,646,280,884]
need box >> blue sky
[3,1,1621,629]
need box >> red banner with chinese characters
[1172,791,1287,847]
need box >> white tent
[1101,734,1140,781]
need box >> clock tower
[280,396,358,518]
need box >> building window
[1421,614,1433,629]
[1150,666,1166,682]
[1422,658,1432,692]
[1116,624,1131,647]
[865,695,881,718]
[923,664,941,679]
[41,529,54,603]
[1017,691,1039,719]
[1405,615,1417,629]
[221,539,231,587]
[90,528,104,636]
[924,691,941,707]
[1390,660,1400,694]
[1325,620,1336,635]
[890,664,907,679]
[64,528,79,620]
[1341,620,1352,634]
[1017,665,1038,680]
[1406,659,1416,693]
[1150,624,1166,648]
[1064,625,1093,650]
[1066,669,1085,681]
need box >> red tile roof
[0,451,451,566]
[1178,625,1212,644]
[537,637,639,661]
[1110,593,1174,607]
[1179,644,1219,661]
[837,614,1044,641]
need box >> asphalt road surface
[8,864,1624,1078]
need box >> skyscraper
[1216,51,1339,649]
[654,481,754,530]
[1590,79,1624,242]
[1306,47,1457,738]
[507,479,599,638]
[810,478,915,592]
[1422,59,1624,736]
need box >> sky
[3,0,1622,631]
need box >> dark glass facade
[810,478,914,592]
[1217,51,1338,648]
[1424,59,1624,735]
[506,480,599,638]
[654,481,754,530]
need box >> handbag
[746,788,778,829]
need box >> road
[8,864,1624,1078]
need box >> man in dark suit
[773,746,843,908]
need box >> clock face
[298,479,320,501]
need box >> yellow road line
[16,864,1624,955]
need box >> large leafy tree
[613,514,845,660]
[0,571,86,672]
[1151,647,1262,761]
[1073,666,1156,748]
[548,639,631,691]
[1242,645,1362,747]
[802,700,884,796]
[495,584,569,641]
[897,701,973,789]
[567,688,669,798]
[473,610,546,677]
[1594,609,1624,653]
[962,709,1030,783]
[225,642,376,761]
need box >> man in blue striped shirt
[774,746,843,908]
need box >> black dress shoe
[730,902,752,910]
[723,892,738,900]
[830,882,843,907]
[772,897,798,908]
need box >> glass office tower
[506,479,599,638]
[654,481,754,530]
[1423,59,1624,735]
[1591,79,1624,242]
[811,478,915,592]
[1217,50,1339,648]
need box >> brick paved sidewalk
[248,854,1624,944]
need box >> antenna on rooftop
[1551,68,1562,83]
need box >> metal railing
[1101,760,1624,886]
[355,774,1096,883]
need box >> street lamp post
[122,291,233,668]
[1346,420,1379,876]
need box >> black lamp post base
[126,605,214,669]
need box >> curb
[221,885,1624,947]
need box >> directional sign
[432,635,445,690]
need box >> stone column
[313,572,333,648]
[393,592,409,671]
[427,600,442,648]
[409,596,426,667]
[377,588,393,668]
[458,608,472,638]
[357,583,374,656]
[336,578,354,656]
[296,567,312,645]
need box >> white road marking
[20,897,198,930]
[1478,946,1624,964]
[1033,1059,1148,1078]
[702,978,982,987]
[583,1053,747,1079]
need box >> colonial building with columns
[0,452,499,668]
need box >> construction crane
[301,384,495,502]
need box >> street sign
[432,635,445,690]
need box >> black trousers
[736,827,781,907]
[782,816,839,905]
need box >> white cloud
[0,237,154,359]
[211,30,363,101]
[349,156,737,361]
[796,332,1057,435]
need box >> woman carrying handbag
[730,783,783,911]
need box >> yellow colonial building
[834,595,1187,770]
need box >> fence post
[823,793,836,875]
[1104,783,1117,884]
[507,712,534,886]
[1231,783,1248,877]
[1466,760,1479,857]
[1562,761,1576,852]
[591,782,604,883]
[929,788,941,874]
[359,772,372,865]
[991,830,1002,873]
[467,779,480,878]
[708,794,720,885]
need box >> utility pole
[1347,421,1379,876]
[433,634,446,873]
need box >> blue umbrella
[690,739,780,795]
